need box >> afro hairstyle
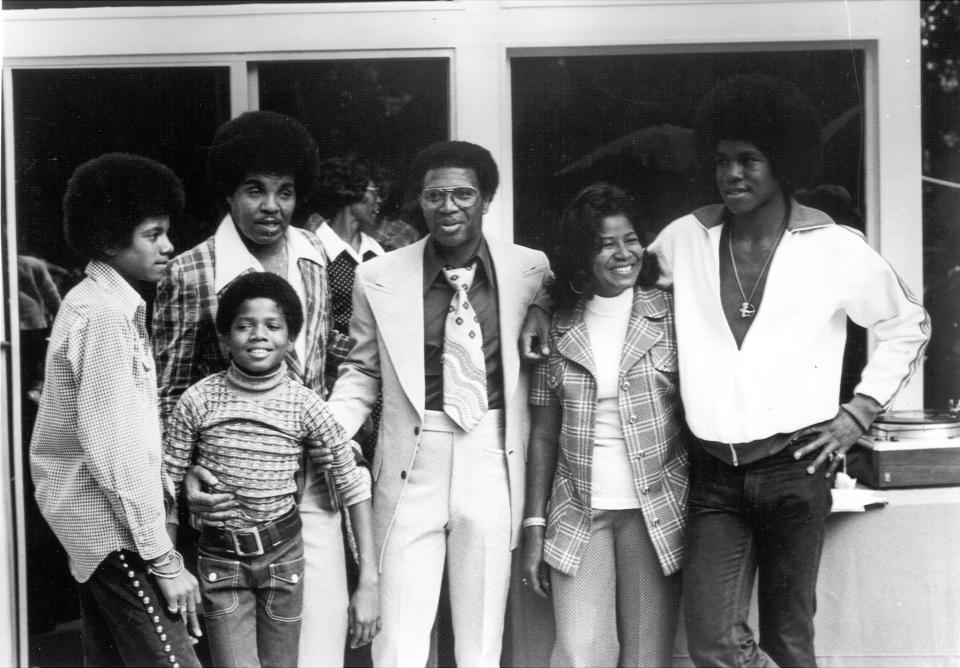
[407,140,499,200]
[694,73,823,195]
[311,155,377,219]
[62,152,184,261]
[206,110,321,207]
[215,271,304,341]
[548,182,660,310]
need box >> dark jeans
[77,550,201,668]
[198,532,304,668]
[683,443,832,668]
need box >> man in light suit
[327,140,551,668]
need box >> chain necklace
[727,215,788,319]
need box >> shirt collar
[213,214,325,292]
[691,198,836,233]
[315,222,385,264]
[84,259,145,321]
[422,235,494,294]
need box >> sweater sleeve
[303,394,371,506]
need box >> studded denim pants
[77,550,201,668]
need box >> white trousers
[372,409,512,668]
[299,468,349,668]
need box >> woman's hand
[184,465,238,526]
[154,568,203,638]
[348,580,381,648]
[521,525,551,598]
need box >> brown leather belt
[199,506,301,557]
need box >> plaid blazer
[530,287,689,576]
[153,227,350,424]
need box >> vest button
[413,426,420,435]
[401,470,407,480]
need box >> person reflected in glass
[521,183,688,668]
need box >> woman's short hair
[694,73,822,195]
[407,140,499,200]
[215,271,304,341]
[62,152,184,261]
[311,156,376,220]
[549,183,660,309]
[206,110,320,204]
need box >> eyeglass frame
[418,185,482,209]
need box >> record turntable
[848,409,960,488]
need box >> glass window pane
[512,50,866,399]
[258,58,449,223]
[10,66,229,662]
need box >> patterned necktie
[441,262,488,431]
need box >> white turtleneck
[584,289,640,509]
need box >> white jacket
[649,201,929,444]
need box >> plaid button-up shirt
[531,287,689,576]
[30,260,174,582]
[153,219,353,509]
[153,218,350,424]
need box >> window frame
[1,2,922,664]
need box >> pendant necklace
[727,214,788,319]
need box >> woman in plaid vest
[521,183,689,667]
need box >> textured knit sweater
[164,361,370,530]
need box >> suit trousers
[299,470,349,668]
[372,409,512,668]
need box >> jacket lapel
[554,300,596,377]
[619,288,670,374]
[365,241,427,414]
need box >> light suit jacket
[327,234,551,569]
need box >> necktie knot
[441,262,477,295]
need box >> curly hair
[215,271,304,341]
[62,152,184,261]
[206,110,320,207]
[407,140,499,200]
[694,73,822,195]
[549,183,660,310]
[311,156,376,220]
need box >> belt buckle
[230,528,264,557]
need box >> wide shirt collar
[315,222,385,264]
[83,259,145,322]
[422,235,495,294]
[213,213,325,293]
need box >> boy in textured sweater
[163,272,379,667]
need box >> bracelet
[521,516,546,528]
[149,550,176,568]
[147,550,184,579]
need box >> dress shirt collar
[315,222,385,264]
[213,213,325,293]
[83,259,145,321]
[690,198,835,234]
[422,235,494,295]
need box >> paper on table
[831,471,888,512]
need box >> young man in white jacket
[649,74,929,667]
